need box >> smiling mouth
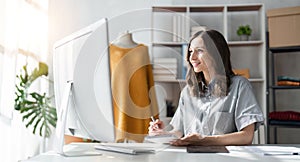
[192,62,200,67]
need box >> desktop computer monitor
[53,18,115,150]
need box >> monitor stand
[53,81,102,156]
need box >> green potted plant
[237,24,252,41]
[14,62,57,137]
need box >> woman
[148,29,264,146]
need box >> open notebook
[94,143,167,155]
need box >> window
[0,0,49,120]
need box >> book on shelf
[153,58,177,64]
[153,68,177,75]
[153,57,178,80]
[181,44,188,79]
[173,14,186,42]
[154,74,177,80]
[172,15,177,42]
[153,64,177,69]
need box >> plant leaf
[25,112,39,128]
[14,62,57,137]
[32,115,43,135]
[29,62,48,82]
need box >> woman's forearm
[199,124,255,146]
[169,130,183,138]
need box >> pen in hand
[151,116,156,122]
[150,116,172,131]
[150,116,159,130]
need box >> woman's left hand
[170,133,204,146]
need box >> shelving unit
[266,46,300,144]
[151,4,266,143]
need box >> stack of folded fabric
[269,111,300,121]
[152,58,177,81]
[277,76,300,86]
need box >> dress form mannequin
[112,31,138,48]
[109,31,159,143]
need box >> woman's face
[189,36,211,73]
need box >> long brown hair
[185,29,235,97]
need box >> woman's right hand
[148,119,166,136]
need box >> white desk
[22,143,300,162]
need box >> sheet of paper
[144,134,179,144]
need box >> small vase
[240,35,249,41]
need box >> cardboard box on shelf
[267,6,300,48]
[233,68,250,79]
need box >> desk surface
[22,143,300,162]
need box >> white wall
[49,0,153,49]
